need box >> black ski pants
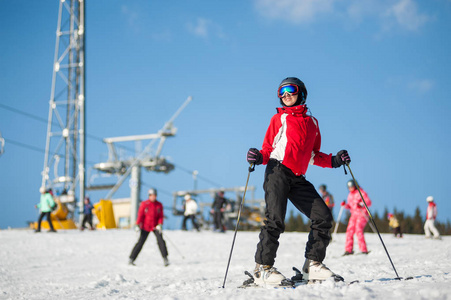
[255,159,333,266]
[393,226,403,238]
[81,214,94,229]
[37,212,55,231]
[182,215,200,231]
[129,229,168,262]
[213,211,224,231]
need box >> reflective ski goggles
[277,84,299,98]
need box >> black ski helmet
[278,77,308,106]
[347,180,356,188]
[319,184,327,191]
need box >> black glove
[332,150,350,168]
[247,148,263,165]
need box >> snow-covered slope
[1,229,449,299]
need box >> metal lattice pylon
[41,0,85,215]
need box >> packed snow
[1,229,449,299]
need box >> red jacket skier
[136,196,164,232]
[129,188,169,266]
[342,180,372,255]
[246,77,351,286]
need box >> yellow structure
[33,198,119,230]
[94,199,117,229]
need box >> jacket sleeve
[136,203,145,226]
[428,204,437,220]
[310,117,333,168]
[158,203,164,225]
[260,115,279,165]
[343,202,351,210]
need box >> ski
[291,266,350,285]
[239,266,414,289]
[239,267,353,289]
[238,271,296,289]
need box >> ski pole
[163,231,185,259]
[332,204,344,238]
[345,163,401,279]
[222,163,255,288]
[364,215,378,234]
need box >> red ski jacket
[426,202,437,220]
[260,105,332,176]
[136,199,164,232]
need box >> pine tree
[284,205,450,235]
[285,210,296,232]
[412,206,423,234]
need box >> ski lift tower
[41,0,86,214]
[93,96,192,226]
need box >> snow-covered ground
[1,229,449,299]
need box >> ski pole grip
[249,163,255,172]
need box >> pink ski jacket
[260,105,332,176]
[344,188,372,218]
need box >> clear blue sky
[1,0,450,229]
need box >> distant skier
[35,187,57,233]
[210,191,227,232]
[182,194,200,231]
[129,188,169,266]
[341,180,372,255]
[246,77,350,286]
[319,184,335,213]
[387,213,402,238]
[424,196,441,239]
[81,197,95,231]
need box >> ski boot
[253,264,290,287]
[302,259,344,282]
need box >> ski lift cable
[141,181,172,197]
[2,102,223,189]
[0,102,135,153]
[172,163,222,187]
[2,136,98,165]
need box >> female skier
[246,77,351,286]
[341,180,372,255]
